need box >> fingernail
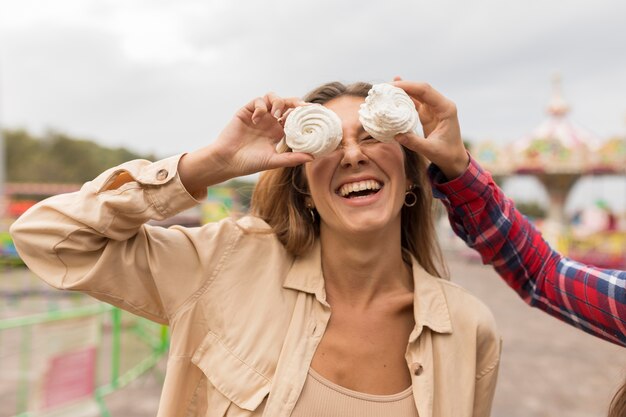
[273,110,282,119]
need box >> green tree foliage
[5,129,155,183]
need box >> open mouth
[336,180,383,199]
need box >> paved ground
[446,252,625,417]
[3,252,625,416]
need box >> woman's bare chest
[310,303,415,395]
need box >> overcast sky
[2,0,625,159]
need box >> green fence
[0,303,169,417]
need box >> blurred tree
[4,129,155,183]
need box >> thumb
[268,152,314,169]
[394,132,430,155]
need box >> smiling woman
[10,80,500,417]
[253,82,444,277]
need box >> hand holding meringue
[358,83,419,143]
[283,104,343,158]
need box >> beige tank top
[291,368,419,417]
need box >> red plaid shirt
[429,156,626,346]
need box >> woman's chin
[325,212,401,237]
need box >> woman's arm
[429,156,626,346]
[9,155,224,323]
[9,93,312,323]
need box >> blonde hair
[609,380,626,417]
[250,81,446,278]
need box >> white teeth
[338,180,382,197]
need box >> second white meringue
[358,83,419,143]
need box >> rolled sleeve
[94,154,203,220]
[10,155,218,323]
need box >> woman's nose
[340,141,368,169]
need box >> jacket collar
[283,241,327,303]
[408,254,453,338]
[283,242,453,336]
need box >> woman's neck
[319,225,413,308]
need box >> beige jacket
[10,155,501,417]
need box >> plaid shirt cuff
[427,154,493,207]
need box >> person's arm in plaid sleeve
[392,79,625,346]
[391,79,626,414]
[428,156,626,346]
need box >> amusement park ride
[1,76,625,267]
[473,75,626,268]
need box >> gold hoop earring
[404,191,418,207]
[305,202,316,223]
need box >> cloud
[1,0,625,157]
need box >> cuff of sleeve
[428,154,493,207]
[143,155,204,218]
[94,154,203,219]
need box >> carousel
[473,75,626,267]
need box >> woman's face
[304,95,409,236]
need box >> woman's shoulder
[437,279,498,334]
[185,214,273,234]
[234,214,273,230]
[195,214,287,251]
[162,214,279,252]
[437,278,486,303]
[412,261,498,340]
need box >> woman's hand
[179,93,313,194]
[213,93,314,176]
[392,79,469,180]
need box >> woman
[10,81,500,417]
[389,77,625,416]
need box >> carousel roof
[474,75,626,175]
[510,74,602,173]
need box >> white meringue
[283,104,343,157]
[358,83,419,143]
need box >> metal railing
[0,303,169,417]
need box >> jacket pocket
[191,331,270,412]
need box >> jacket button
[156,169,168,181]
[413,364,423,376]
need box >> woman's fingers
[282,96,308,108]
[278,108,294,126]
[417,103,438,138]
[251,97,269,124]
[392,81,456,118]
[265,93,307,121]
[265,92,285,119]
[268,151,314,169]
[395,131,428,154]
